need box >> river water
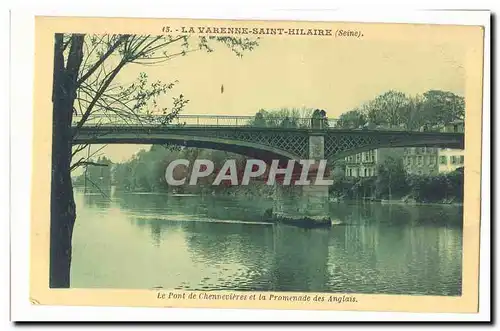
[70,189,463,296]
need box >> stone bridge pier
[272,133,331,226]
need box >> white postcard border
[9,4,491,322]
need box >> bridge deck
[72,124,464,136]
[72,114,456,133]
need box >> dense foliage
[336,90,464,130]
[330,158,464,203]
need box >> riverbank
[77,185,463,207]
[330,197,463,207]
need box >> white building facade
[437,120,465,173]
[344,148,404,178]
[438,148,464,173]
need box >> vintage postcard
[29,15,485,314]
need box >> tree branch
[132,49,199,65]
[74,59,128,133]
[62,36,71,52]
[132,36,186,60]
[76,35,130,87]
[71,144,89,158]
[70,160,109,171]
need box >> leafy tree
[72,155,113,193]
[338,89,464,131]
[329,160,464,203]
[399,94,427,131]
[336,109,367,129]
[375,157,408,199]
[447,167,464,201]
[133,161,152,192]
[405,170,463,203]
[366,90,409,128]
[50,33,258,287]
[421,90,465,126]
[248,107,315,128]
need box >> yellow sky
[74,30,466,166]
[125,35,465,117]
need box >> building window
[419,147,425,154]
[417,156,423,166]
[429,156,436,165]
[406,157,412,166]
[460,156,464,164]
[427,147,434,153]
[356,154,361,162]
[348,156,353,162]
[364,168,368,177]
[440,156,447,165]
[451,156,456,165]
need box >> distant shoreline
[334,197,463,207]
[73,186,462,207]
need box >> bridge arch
[324,131,464,163]
[73,130,302,163]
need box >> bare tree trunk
[49,119,75,288]
[49,34,84,288]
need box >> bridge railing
[72,114,461,133]
[72,114,339,129]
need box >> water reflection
[70,191,462,295]
[80,190,112,209]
